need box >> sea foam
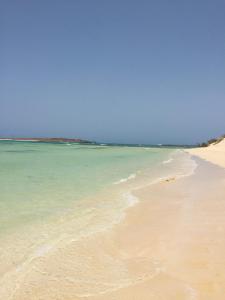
[113,173,136,185]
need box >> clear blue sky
[1,0,225,144]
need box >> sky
[1,0,225,144]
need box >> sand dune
[187,138,225,168]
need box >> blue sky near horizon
[1,0,225,144]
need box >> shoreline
[85,157,225,300]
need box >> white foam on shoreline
[113,173,136,185]
[162,158,174,164]
[123,191,139,207]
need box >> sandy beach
[90,159,225,300]
[2,144,225,300]
[2,0,224,298]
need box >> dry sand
[3,156,225,300]
[187,138,225,168]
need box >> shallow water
[0,141,176,235]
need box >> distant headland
[0,137,93,144]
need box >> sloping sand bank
[2,156,225,300]
[187,138,225,168]
[87,158,225,300]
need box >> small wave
[162,158,174,164]
[113,173,136,185]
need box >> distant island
[1,135,224,147]
[0,137,94,144]
[0,138,194,147]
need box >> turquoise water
[0,141,174,235]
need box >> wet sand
[3,157,225,300]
